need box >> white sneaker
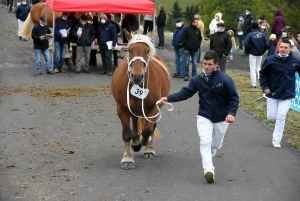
[272,140,281,148]
[211,148,217,157]
[204,170,215,183]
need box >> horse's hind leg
[130,116,142,152]
[141,122,156,159]
[118,110,135,170]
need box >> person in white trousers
[260,39,300,148]
[159,50,239,183]
[15,0,30,40]
[244,22,268,88]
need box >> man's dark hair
[203,50,219,63]
[281,38,292,47]
[246,8,251,11]
[251,22,259,29]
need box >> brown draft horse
[20,2,92,39]
[111,30,171,170]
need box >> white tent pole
[51,11,55,71]
[153,8,156,45]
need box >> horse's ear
[124,29,132,41]
[147,31,152,38]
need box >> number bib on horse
[130,85,149,99]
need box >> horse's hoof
[143,153,156,159]
[131,143,142,152]
[120,162,135,170]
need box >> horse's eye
[128,50,131,53]
[147,50,149,54]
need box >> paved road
[0,11,299,201]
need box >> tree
[166,1,183,31]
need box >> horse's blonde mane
[127,33,156,57]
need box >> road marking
[0,63,28,67]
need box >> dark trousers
[89,49,97,66]
[157,26,165,47]
[238,35,243,50]
[143,20,153,35]
[113,50,118,67]
[219,55,226,73]
[197,46,201,63]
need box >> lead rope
[126,80,173,123]
[126,56,173,123]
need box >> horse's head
[125,29,156,85]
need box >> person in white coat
[209,13,224,39]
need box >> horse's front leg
[118,110,135,170]
[130,116,142,152]
[141,121,156,159]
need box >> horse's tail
[20,14,33,40]
[137,118,161,139]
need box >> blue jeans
[184,50,198,78]
[54,42,67,69]
[34,49,51,72]
[229,48,233,57]
[238,35,243,50]
[174,47,185,75]
[157,26,165,47]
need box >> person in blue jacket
[244,22,268,88]
[15,0,30,41]
[54,12,71,73]
[171,18,186,78]
[159,50,239,183]
[96,13,117,76]
[259,39,300,148]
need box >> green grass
[228,71,300,149]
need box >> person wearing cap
[194,14,204,63]
[209,12,224,39]
[31,16,54,75]
[15,0,30,41]
[159,50,239,183]
[275,26,299,54]
[267,34,278,56]
[244,22,268,88]
[271,9,285,40]
[210,22,232,73]
[171,18,186,78]
[260,39,300,148]
[72,15,95,74]
[182,18,202,81]
[237,14,244,50]
[242,8,255,56]
[96,13,117,76]
[54,12,71,73]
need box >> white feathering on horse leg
[121,142,134,163]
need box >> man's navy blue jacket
[96,21,117,49]
[15,3,30,21]
[244,29,268,56]
[172,25,185,49]
[167,70,239,123]
[54,17,71,43]
[260,52,300,99]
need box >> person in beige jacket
[227,30,236,60]
[194,14,204,63]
